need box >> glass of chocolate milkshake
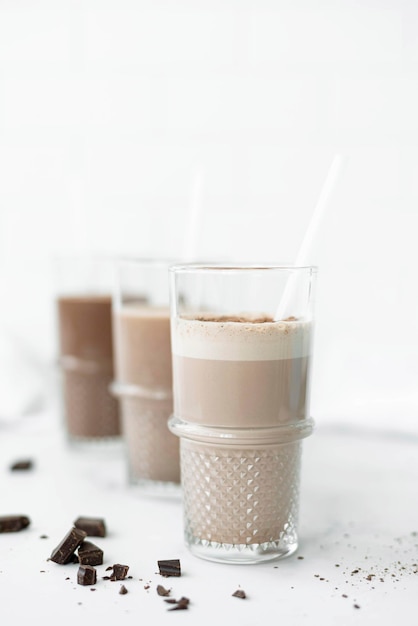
[55,256,120,446]
[169,264,317,563]
[111,259,180,491]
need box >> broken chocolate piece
[50,527,87,564]
[232,589,246,599]
[119,585,128,595]
[0,515,30,533]
[167,597,190,611]
[10,459,33,471]
[77,565,97,586]
[158,559,181,577]
[74,517,106,537]
[157,584,171,597]
[110,564,129,581]
[78,541,103,566]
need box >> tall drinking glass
[55,256,120,445]
[112,259,180,491]
[169,264,317,563]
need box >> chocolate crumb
[144,585,150,590]
[232,589,246,599]
[110,564,129,581]
[40,535,48,539]
[342,594,348,598]
[102,576,110,580]
[297,556,304,560]
[157,585,171,597]
[119,585,128,595]
[354,604,361,609]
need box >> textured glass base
[67,434,123,453]
[119,395,180,489]
[180,438,302,564]
[62,368,120,439]
[186,533,298,564]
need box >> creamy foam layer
[172,316,312,361]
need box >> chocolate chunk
[158,559,181,577]
[77,565,97,586]
[78,541,103,566]
[110,564,129,581]
[74,517,106,537]
[167,597,190,611]
[157,584,171,597]
[119,585,128,595]
[0,515,30,533]
[232,589,246,599]
[50,527,87,564]
[10,459,33,471]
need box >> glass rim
[169,262,318,274]
[115,256,181,269]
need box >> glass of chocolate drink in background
[111,259,180,491]
[55,256,120,445]
[169,264,317,563]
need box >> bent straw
[275,153,346,320]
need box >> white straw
[183,168,204,261]
[275,153,346,320]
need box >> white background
[0,0,417,431]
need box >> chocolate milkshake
[112,304,180,486]
[172,315,311,428]
[170,314,314,562]
[57,295,120,441]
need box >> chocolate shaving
[157,585,171,597]
[232,589,246,599]
[166,597,190,611]
[119,585,128,595]
[158,559,181,577]
[50,527,87,564]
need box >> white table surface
[1,411,417,626]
